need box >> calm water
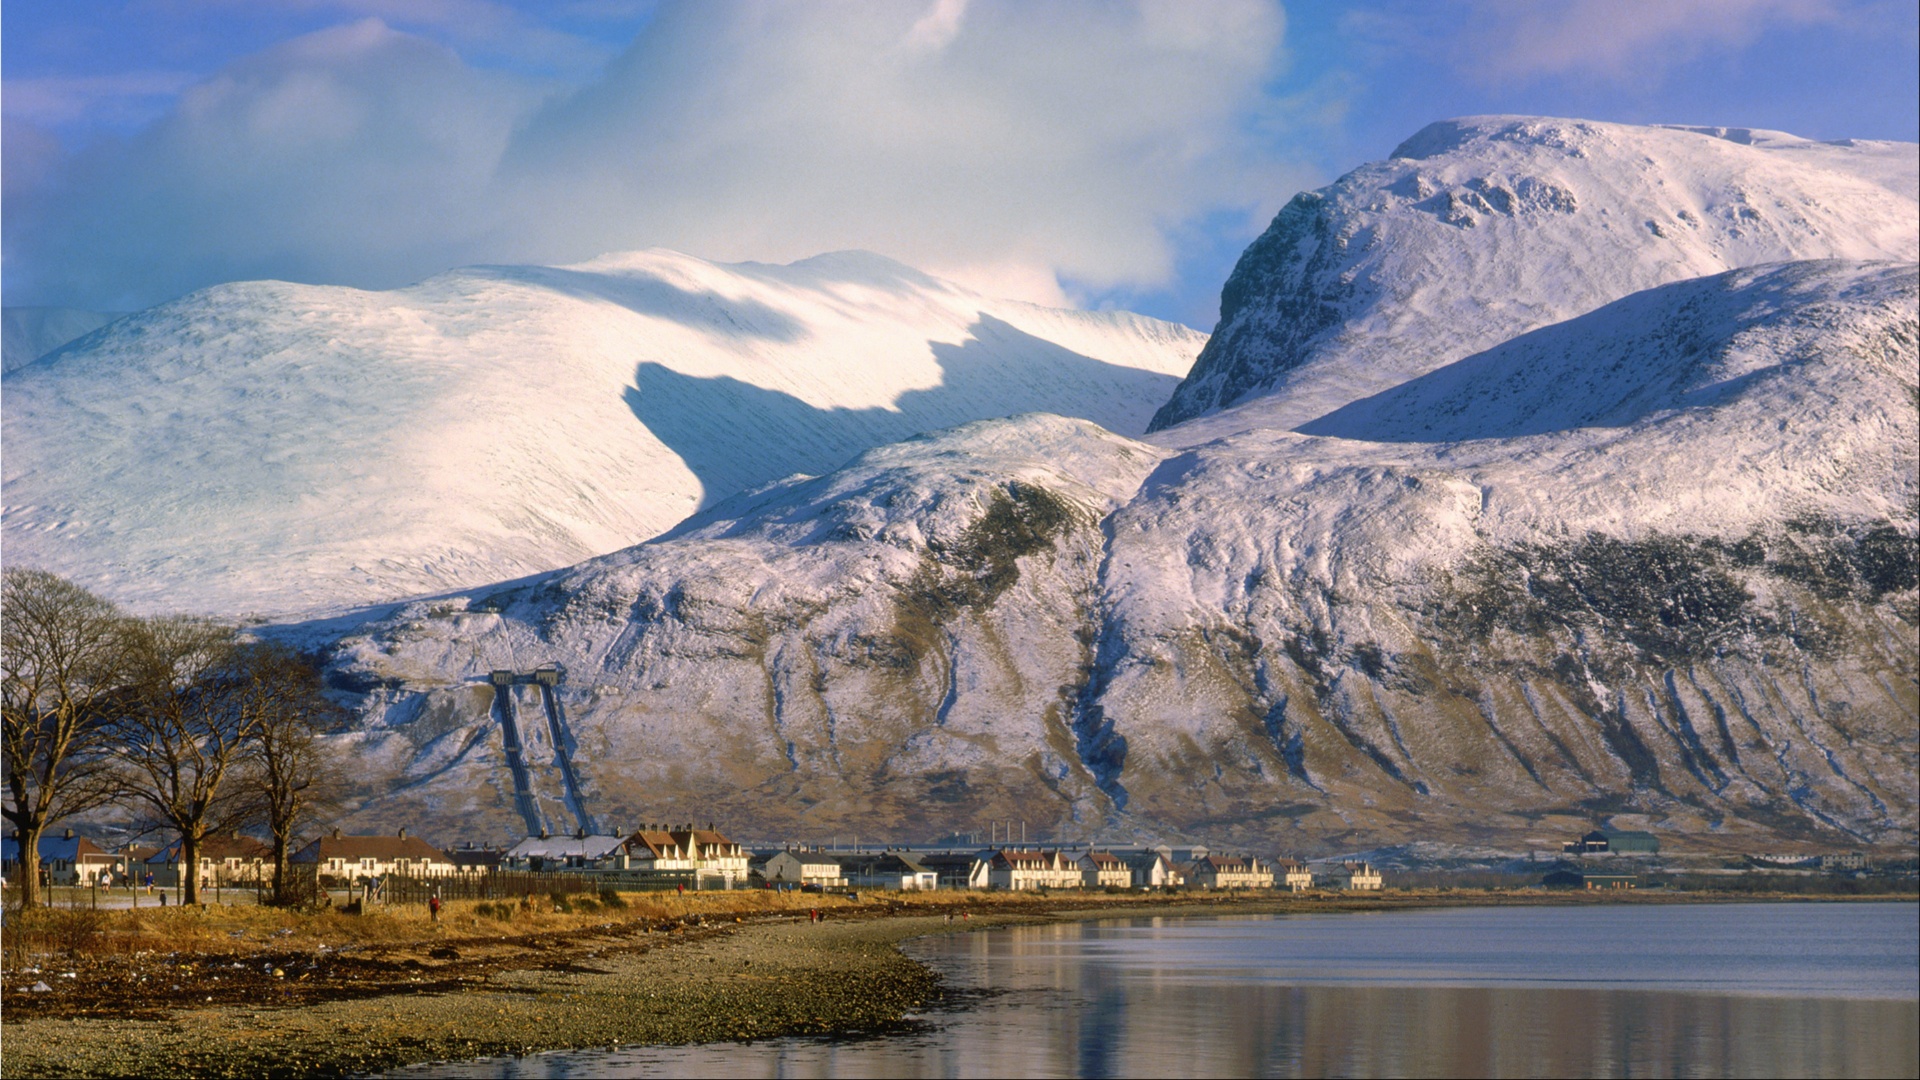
[393,901,1920,1079]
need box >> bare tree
[2,569,131,909]
[233,642,344,905]
[109,617,261,905]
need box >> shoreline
[1,891,1912,1078]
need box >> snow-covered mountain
[1152,117,1918,436]
[22,115,1913,855]
[301,252,1916,853]
[1,306,120,372]
[1,250,1204,615]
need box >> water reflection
[391,902,1919,1079]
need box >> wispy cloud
[3,71,200,128]
[1438,0,1843,84]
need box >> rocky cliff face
[273,119,1917,855]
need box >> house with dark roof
[1187,855,1275,890]
[1565,829,1660,856]
[2,830,118,886]
[1316,860,1383,890]
[443,843,505,877]
[1120,850,1181,889]
[763,850,848,887]
[916,851,992,889]
[1542,869,1639,890]
[840,851,939,891]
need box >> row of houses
[1,829,458,889]
[760,847,1384,892]
[4,826,1386,894]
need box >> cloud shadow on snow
[626,313,1180,512]
[1293,271,1821,445]
[484,265,808,343]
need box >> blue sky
[4,0,1915,327]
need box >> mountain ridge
[2,248,1205,616]
[1150,115,1918,438]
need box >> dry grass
[4,885,1555,966]
[1,886,887,965]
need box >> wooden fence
[380,871,599,904]
[379,870,705,904]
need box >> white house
[1122,851,1181,889]
[148,834,274,889]
[1187,855,1275,890]
[1078,850,1133,889]
[505,833,630,871]
[1276,858,1313,892]
[763,850,848,887]
[1318,860,1384,890]
[625,826,751,885]
[290,829,457,882]
[988,849,1084,890]
[2,831,118,886]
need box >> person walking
[429,893,442,922]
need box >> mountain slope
[1,306,120,372]
[299,258,1917,854]
[1151,117,1918,436]
[1,250,1204,615]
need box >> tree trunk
[181,830,203,906]
[270,829,291,906]
[13,820,44,909]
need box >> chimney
[398,827,407,840]
[332,827,341,839]
[64,828,74,840]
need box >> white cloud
[1449,0,1841,83]
[492,0,1289,304]
[7,19,540,309]
[5,1,1293,311]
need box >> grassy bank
[2,888,1910,1078]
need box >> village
[2,819,1391,905]
[11,817,1904,908]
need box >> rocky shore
[2,891,1902,1078]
